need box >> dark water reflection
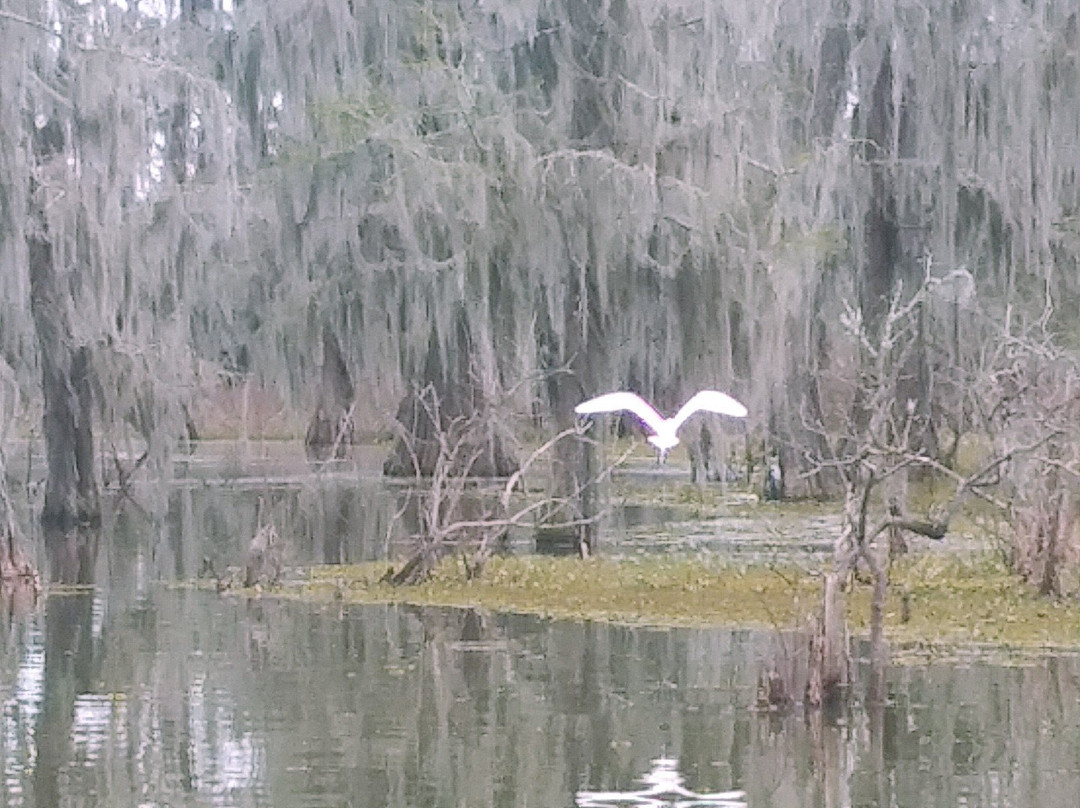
[1,444,1080,807]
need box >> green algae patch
[294,556,821,628]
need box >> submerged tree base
[237,552,1080,657]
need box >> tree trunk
[1038,478,1065,598]
[0,477,38,620]
[545,260,604,555]
[0,507,37,586]
[26,112,99,530]
[384,307,518,478]
[28,227,100,530]
[305,326,355,459]
[0,451,34,583]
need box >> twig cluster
[385,381,598,584]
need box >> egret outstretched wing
[670,390,748,430]
[574,391,667,434]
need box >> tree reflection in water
[2,457,1080,807]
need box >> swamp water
[2,443,1079,807]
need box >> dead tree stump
[806,572,849,712]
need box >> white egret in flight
[575,390,747,456]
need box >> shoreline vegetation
[222,551,1080,660]
[67,437,1074,662]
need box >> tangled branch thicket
[384,383,593,584]
[791,273,1080,707]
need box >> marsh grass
[858,553,1080,651]
[276,552,1080,656]
[295,556,820,626]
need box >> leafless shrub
[991,358,1080,596]
[797,274,1077,706]
[384,382,597,584]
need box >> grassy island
[258,551,1080,659]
